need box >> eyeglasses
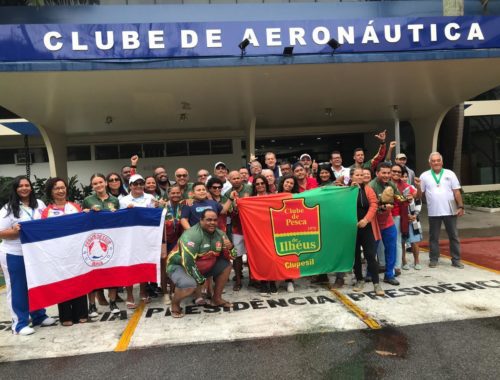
[108,178,120,183]
[176,174,188,178]
[211,186,222,190]
[53,186,66,191]
[131,181,145,186]
[391,170,402,174]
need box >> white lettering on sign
[181,30,198,48]
[44,31,63,51]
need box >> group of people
[0,129,466,328]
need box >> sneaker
[402,264,410,270]
[41,316,56,326]
[88,303,98,318]
[353,280,365,292]
[374,283,385,296]
[429,261,438,268]
[259,284,270,297]
[109,301,120,314]
[270,282,278,294]
[414,264,422,270]
[383,277,400,286]
[15,326,35,336]
[452,261,464,269]
[330,277,344,289]
[287,281,294,293]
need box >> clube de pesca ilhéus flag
[237,186,358,281]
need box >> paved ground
[0,207,499,378]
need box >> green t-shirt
[82,193,120,211]
[166,223,232,284]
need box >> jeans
[428,215,461,264]
[393,215,402,270]
[378,225,397,279]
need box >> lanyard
[20,205,35,220]
[430,169,444,186]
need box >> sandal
[126,301,137,309]
[233,283,242,292]
[212,301,233,308]
[194,297,207,306]
[62,321,73,327]
[79,318,88,324]
[140,296,151,304]
[171,307,184,318]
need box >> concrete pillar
[409,112,447,175]
[393,105,400,156]
[246,116,256,161]
[38,126,68,180]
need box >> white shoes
[287,282,295,293]
[15,326,35,335]
[41,316,57,326]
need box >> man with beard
[153,165,172,199]
[350,130,387,172]
[293,162,318,193]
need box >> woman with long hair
[350,168,385,296]
[0,176,56,335]
[316,164,333,187]
[42,177,89,326]
[82,173,121,317]
[106,172,128,198]
[144,175,162,200]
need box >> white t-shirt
[420,169,461,217]
[119,192,156,209]
[0,199,46,255]
[331,166,350,185]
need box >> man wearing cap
[213,161,232,194]
[299,153,315,176]
[350,130,387,172]
[395,153,415,185]
[264,152,282,180]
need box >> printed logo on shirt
[82,233,115,267]
[187,241,195,247]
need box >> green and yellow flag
[238,186,358,280]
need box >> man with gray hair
[416,152,465,269]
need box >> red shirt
[298,177,318,193]
[392,180,416,217]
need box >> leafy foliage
[463,191,500,208]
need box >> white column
[393,105,400,155]
[38,126,68,180]
[246,116,256,161]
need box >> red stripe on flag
[28,264,156,311]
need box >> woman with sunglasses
[42,177,89,326]
[82,173,121,317]
[106,172,128,199]
[251,175,277,296]
[0,176,56,335]
[119,174,157,308]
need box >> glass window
[67,146,91,161]
[188,140,210,156]
[143,143,165,158]
[119,144,142,159]
[166,141,188,157]
[0,149,17,164]
[95,145,119,160]
[211,139,233,155]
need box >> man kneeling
[167,209,234,318]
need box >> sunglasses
[176,174,188,178]
[108,178,120,183]
[211,186,222,190]
[131,181,145,186]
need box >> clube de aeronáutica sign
[0,16,499,61]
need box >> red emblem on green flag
[237,186,358,280]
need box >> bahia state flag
[20,208,165,311]
[237,186,358,281]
